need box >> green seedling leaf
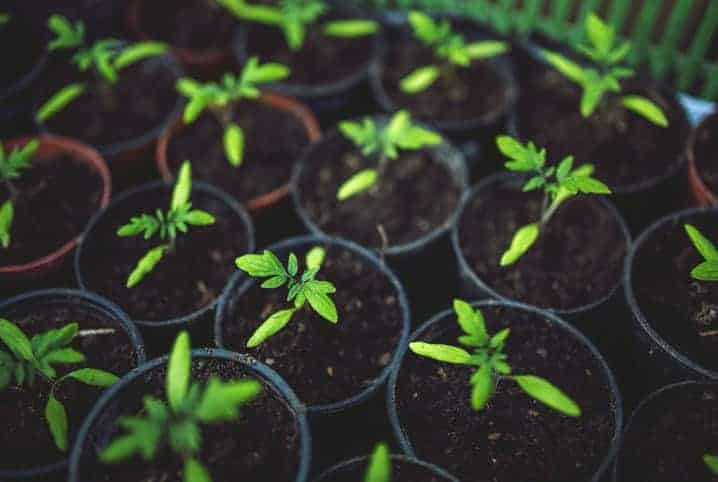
[323,19,378,38]
[217,0,284,25]
[500,223,539,266]
[409,342,472,364]
[305,246,326,270]
[127,245,166,288]
[114,41,167,70]
[172,161,192,211]
[0,200,13,248]
[399,66,440,94]
[585,12,614,54]
[471,363,494,410]
[304,282,338,323]
[365,442,391,482]
[247,309,294,348]
[543,51,585,85]
[704,454,718,475]
[47,14,84,51]
[408,11,441,44]
[46,395,69,451]
[337,169,378,200]
[685,224,718,263]
[196,377,262,422]
[167,331,191,412]
[224,124,245,166]
[66,368,119,387]
[184,458,211,482]
[512,375,581,417]
[236,250,286,277]
[0,351,13,390]
[465,41,508,59]
[36,83,86,123]
[45,348,85,364]
[691,261,718,281]
[0,319,33,361]
[621,95,669,127]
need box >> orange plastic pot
[686,111,718,207]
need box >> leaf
[409,342,472,364]
[286,253,298,277]
[304,283,338,323]
[243,59,290,85]
[184,458,211,482]
[691,260,718,281]
[172,161,192,210]
[100,435,141,463]
[114,41,167,70]
[513,375,581,417]
[0,200,13,248]
[543,51,585,85]
[185,210,215,226]
[704,454,718,475]
[66,368,119,387]
[36,83,86,123]
[337,169,378,201]
[522,176,545,191]
[495,136,527,162]
[168,418,201,454]
[489,328,510,348]
[0,351,14,390]
[305,246,326,270]
[365,442,391,482]
[47,15,84,51]
[247,309,294,348]
[167,331,191,412]
[622,95,668,127]
[399,66,440,94]
[183,96,209,124]
[0,319,33,361]
[556,156,574,181]
[236,250,286,277]
[580,81,605,117]
[685,224,718,261]
[408,10,439,43]
[500,223,540,266]
[464,40,508,59]
[196,377,262,422]
[217,0,283,25]
[470,363,494,410]
[394,126,442,150]
[220,123,245,167]
[585,13,614,53]
[323,19,378,38]
[608,42,632,65]
[45,348,85,365]
[572,176,611,194]
[176,78,203,97]
[127,245,166,288]
[46,395,69,451]
[453,299,487,344]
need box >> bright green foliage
[117,161,215,288]
[336,110,442,200]
[0,139,39,248]
[705,454,718,475]
[176,57,290,166]
[365,442,391,482]
[38,15,167,121]
[684,224,718,281]
[409,300,581,417]
[0,12,10,25]
[0,319,119,451]
[235,247,338,347]
[217,0,377,51]
[101,332,262,482]
[399,11,508,94]
[496,135,611,266]
[543,12,668,127]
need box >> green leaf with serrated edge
[685,224,718,261]
[704,455,718,475]
[573,176,611,194]
[47,15,84,51]
[464,41,508,59]
[500,223,539,266]
[46,395,68,451]
[236,250,285,277]
[66,368,118,387]
[0,351,14,390]
[513,375,581,417]
[306,246,326,270]
[395,126,442,150]
[365,442,391,482]
[304,283,338,323]
[409,342,472,364]
[247,309,294,347]
[399,66,440,94]
[196,377,262,422]
[184,458,211,482]
[0,200,13,248]
[323,19,378,38]
[172,161,192,210]
[127,245,165,288]
[471,363,494,410]
[543,51,585,85]
[495,135,526,162]
[167,331,191,411]
[622,95,668,127]
[522,176,544,191]
[224,123,244,166]
[36,83,86,123]
[0,319,33,361]
[691,261,718,281]
[114,42,167,70]
[453,299,487,345]
[244,60,290,84]
[585,13,614,53]
[185,210,215,226]
[490,328,510,348]
[337,169,378,201]
[45,348,85,365]
[556,156,574,180]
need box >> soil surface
[0,300,138,470]
[0,14,43,93]
[517,70,687,191]
[617,383,718,482]
[221,244,404,406]
[631,211,718,372]
[167,100,310,203]
[395,305,616,482]
[318,457,454,482]
[694,113,718,195]
[80,358,302,482]
[79,187,249,322]
[457,177,626,310]
[298,133,461,250]
[0,153,103,267]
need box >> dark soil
[457,177,626,310]
[617,383,718,482]
[298,133,461,250]
[319,457,454,482]
[167,100,310,203]
[135,0,235,50]
[0,154,103,266]
[694,113,718,195]
[221,244,404,406]
[0,300,138,470]
[80,358,301,482]
[517,69,687,190]
[79,187,249,322]
[0,14,43,93]
[631,211,718,372]
[395,305,616,482]
[380,37,508,123]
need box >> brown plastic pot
[156,90,321,212]
[0,135,111,281]
[686,111,718,207]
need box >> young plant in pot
[687,110,718,206]
[0,135,111,285]
[514,12,689,230]
[75,160,254,336]
[388,299,622,481]
[68,331,311,482]
[0,288,145,480]
[157,56,321,215]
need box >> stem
[4,179,18,200]
[540,197,562,226]
[77,328,116,337]
[210,104,233,128]
[377,153,389,176]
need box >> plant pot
[686,110,718,206]
[314,454,459,482]
[387,299,623,482]
[126,0,236,79]
[68,348,312,482]
[0,288,146,481]
[613,381,718,482]
[75,180,254,353]
[624,207,718,392]
[0,135,111,285]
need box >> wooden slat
[607,0,632,34]
[629,0,663,64]
[679,1,718,90]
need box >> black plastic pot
[313,454,459,482]
[0,288,146,481]
[67,348,312,482]
[387,299,624,482]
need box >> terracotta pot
[156,90,321,212]
[686,111,718,207]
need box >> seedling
[365,442,390,482]
[176,57,290,166]
[705,454,718,475]
[0,319,119,451]
[36,15,168,123]
[409,299,581,416]
[235,246,337,347]
[101,331,262,482]
[543,13,668,127]
[217,0,378,52]
[684,224,718,282]
[335,110,442,201]
[399,11,508,94]
[0,139,39,249]
[496,135,611,266]
[117,161,215,288]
